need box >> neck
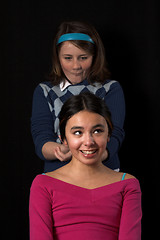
[67,158,107,180]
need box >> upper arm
[118,180,142,240]
[31,85,56,159]
[104,81,126,128]
[29,177,54,240]
[103,81,126,156]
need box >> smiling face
[63,110,109,166]
[59,41,93,84]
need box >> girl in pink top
[29,92,142,240]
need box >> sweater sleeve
[29,176,54,240]
[104,81,125,159]
[119,179,142,240]
[31,84,56,160]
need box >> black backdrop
[3,0,160,239]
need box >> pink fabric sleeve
[29,176,54,240]
[119,179,142,240]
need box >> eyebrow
[70,124,105,130]
[62,54,88,56]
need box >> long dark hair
[59,92,113,140]
[49,21,111,85]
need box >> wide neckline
[41,174,137,191]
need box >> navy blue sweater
[31,79,125,172]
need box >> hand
[54,145,72,162]
[101,149,108,161]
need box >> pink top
[29,174,142,240]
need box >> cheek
[83,59,93,70]
[68,139,80,150]
[60,60,71,72]
[66,137,81,151]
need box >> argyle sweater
[31,79,125,172]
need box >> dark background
[2,0,160,239]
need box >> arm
[29,176,54,240]
[31,84,71,161]
[119,179,142,240]
[104,81,125,159]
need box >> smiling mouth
[80,150,97,155]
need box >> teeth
[81,150,96,154]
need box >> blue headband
[57,33,94,45]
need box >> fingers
[101,149,108,161]
[54,147,72,162]
[54,147,64,161]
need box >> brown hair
[49,21,111,85]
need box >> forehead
[66,111,107,129]
[59,41,87,55]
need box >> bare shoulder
[45,171,56,177]
[45,165,68,180]
[105,169,136,183]
[111,170,136,181]
[45,169,61,178]
[123,173,136,180]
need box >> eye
[73,131,82,136]
[80,56,88,60]
[94,129,104,134]
[64,56,72,60]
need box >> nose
[72,59,81,70]
[83,133,95,147]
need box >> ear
[59,135,68,145]
[58,135,63,143]
[107,136,110,142]
[63,138,68,146]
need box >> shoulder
[39,81,54,93]
[33,82,62,101]
[111,171,140,188]
[31,174,45,186]
[34,81,53,90]
[110,171,136,182]
[93,79,124,98]
[45,168,69,182]
[30,175,55,207]
[102,79,124,92]
[105,169,136,184]
[30,174,51,191]
[30,174,58,202]
[123,173,136,180]
[121,173,141,193]
[33,82,53,96]
[34,81,57,93]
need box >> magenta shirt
[29,175,142,240]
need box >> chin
[78,156,101,166]
[67,75,85,84]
